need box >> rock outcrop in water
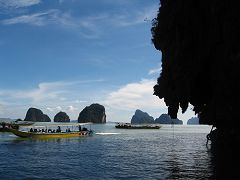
[54,112,70,122]
[78,103,106,123]
[131,109,155,124]
[187,117,199,125]
[155,114,183,124]
[152,0,240,178]
[24,107,51,122]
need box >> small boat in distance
[115,123,161,129]
[7,122,93,139]
[0,120,34,132]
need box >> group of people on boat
[28,125,90,134]
[0,122,19,130]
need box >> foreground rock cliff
[152,0,240,178]
[78,104,106,123]
[54,112,70,122]
[24,107,51,122]
[131,109,155,124]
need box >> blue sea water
[0,124,214,179]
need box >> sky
[0,0,196,123]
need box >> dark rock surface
[187,117,199,125]
[131,109,155,124]
[151,0,240,129]
[54,112,70,122]
[24,107,51,122]
[155,114,183,124]
[152,0,240,178]
[78,103,106,123]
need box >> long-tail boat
[115,123,161,129]
[7,122,93,139]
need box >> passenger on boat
[30,128,33,132]
[82,127,88,131]
[1,122,6,129]
[78,125,81,132]
[56,126,61,133]
[66,128,70,132]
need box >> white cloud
[0,104,4,114]
[68,105,77,112]
[11,81,67,102]
[0,79,104,120]
[1,4,158,39]
[102,79,166,122]
[0,79,104,104]
[104,79,166,110]
[148,63,162,75]
[103,79,196,123]
[75,100,87,103]
[56,106,62,111]
[1,9,59,26]
[46,107,54,112]
[1,9,104,39]
[46,106,63,112]
[115,5,158,27]
[0,0,41,9]
[0,78,196,123]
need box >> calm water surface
[0,124,214,179]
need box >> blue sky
[0,0,195,123]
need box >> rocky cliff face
[155,114,183,124]
[152,0,240,178]
[187,117,199,125]
[152,0,240,130]
[54,112,70,122]
[131,109,155,124]
[78,103,106,123]
[24,107,51,122]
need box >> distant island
[131,109,155,124]
[14,103,107,123]
[78,103,106,123]
[155,114,183,124]
[54,112,70,122]
[24,107,51,122]
[187,117,199,125]
[130,110,183,124]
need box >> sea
[0,123,214,179]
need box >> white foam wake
[95,132,121,135]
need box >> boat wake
[9,135,17,137]
[95,132,121,135]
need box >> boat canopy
[22,122,93,128]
